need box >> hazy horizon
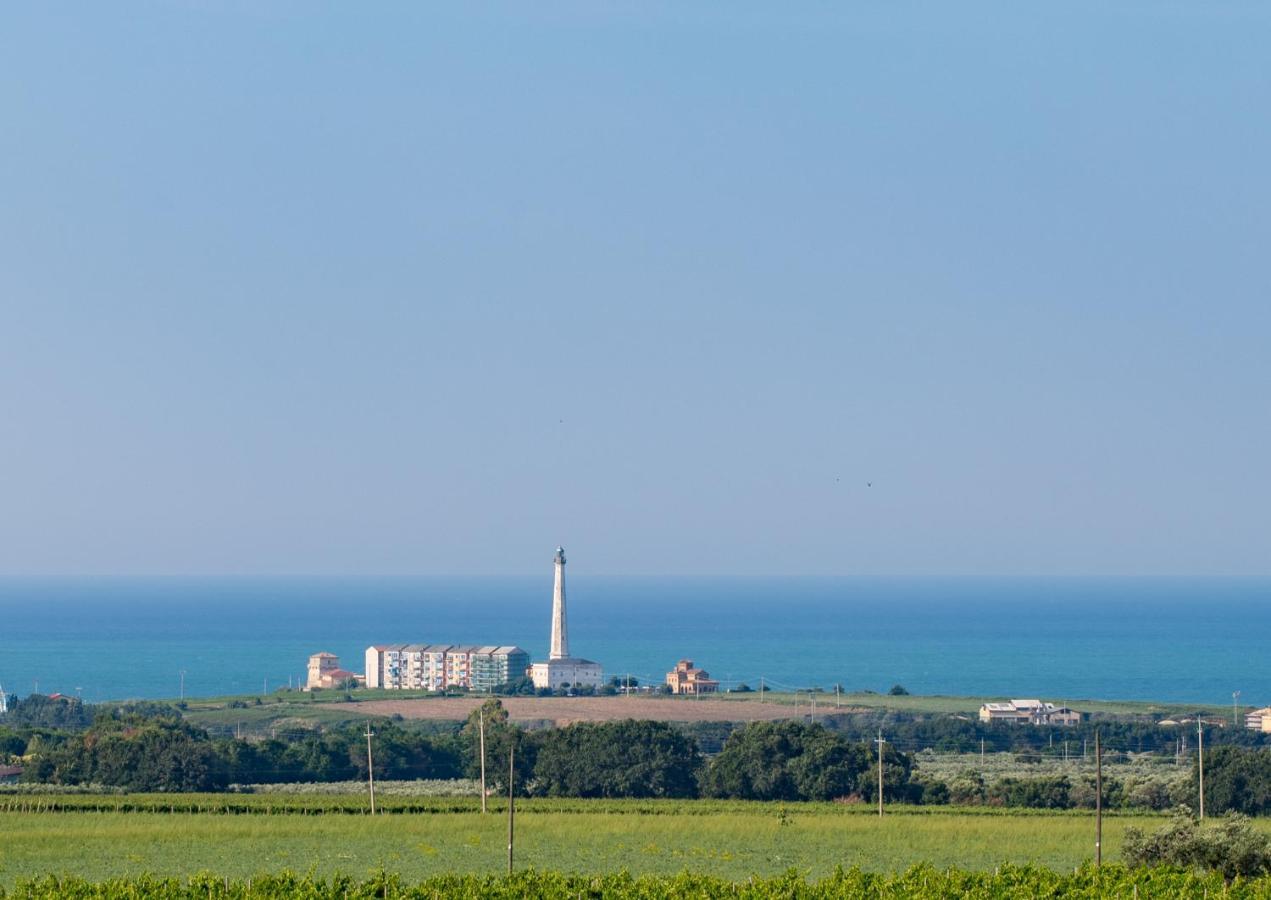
[3,3,1268,578]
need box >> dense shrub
[1124,807,1271,880]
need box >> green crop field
[0,801,1216,888]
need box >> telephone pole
[1198,720,1205,820]
[1234,691,1242,728]
[1095,729,1102,867]
[179,670,186,701]
[759,677,764,703]
[364,726,376,815]
[479,708,488,814]
[875,729,886,817]
[507,742,516,874]
[810,691,816,725]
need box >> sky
[0,2,1268,577]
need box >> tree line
[12,696,1271,813]
[16,700,909,800]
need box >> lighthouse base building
[530,547,603,690]
[531,657,602,691]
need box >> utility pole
[1198,720,1205,820]
[836,683,841,709]
[1095,730,1102,867]
[1234,691,1242,728]
[980,738,985,762]
[179,670,186,701]
[479,708,488,814]
[365,726,376,815]
[811,691,816,725]
[507,742,516,875]
[759,677,764,704]
[875,729,886,817]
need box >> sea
[0,576,1267,706]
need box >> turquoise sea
[0,577,1267,705]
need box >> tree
[2,695,92,729]
[702,721,914,802]
[1197,746,1271,816]
[28,714,225,791]
[532,720,701,799]
[460,698,532,792]
[888,684,910,696]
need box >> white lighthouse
[530,547,603,691]
[549,546,569,659]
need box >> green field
[0,802,1201,887]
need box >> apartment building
[364,644,528,692]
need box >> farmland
[176,688,1227,736]
[0,800,1209,887]
[336,695,800,725]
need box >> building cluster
[305,652,362,690]
[306,547,603,694]
[665,659,719,695]
[1245,707,1271,732]
[364,644,529,692]
[978,699,1083,726]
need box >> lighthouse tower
[549,546,568,659]
[530,546,603,690]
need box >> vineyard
[0,794,1170,817]
[4,866,1271,898]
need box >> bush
[1123,806,1271,879]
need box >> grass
[0,802,1222,887]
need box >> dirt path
[324,695,805,725]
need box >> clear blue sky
[1,2,1268,576]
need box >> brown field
[324,695,811,725]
